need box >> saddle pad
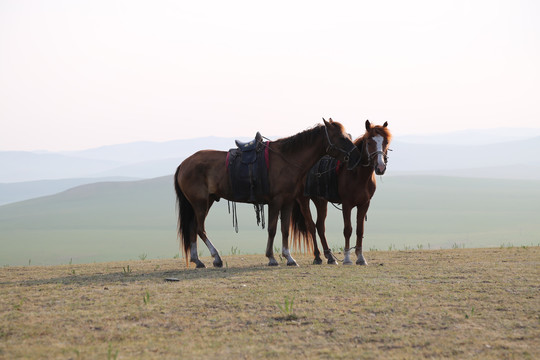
[304,155,342,203]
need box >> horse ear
[328,118,333,123]
[365,120,371,130]
[383,121,388,127]
[322,117,330,127]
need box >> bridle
[323,124,361,168]
[261,124,361,170]
[361,138,391,168]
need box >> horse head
[361,120,392,175]
[322,118,361,170]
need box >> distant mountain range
[0,136,253,183]
[398,127,540,145]
[1,128,540,205]
[389,136,540,175]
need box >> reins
[323,125,360,168]
[361,141,392,168]
[315,137,392,214]
[330,202,342,211]
[261,124,359,171]
[261,136,305,170]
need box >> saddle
[227,132,270,203]
[235,133,261,151]
[304,155,342,203]
[234,132,262,164]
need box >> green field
[1,175,539,266]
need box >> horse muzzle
[375,164,387,175]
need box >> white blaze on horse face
[373,135,386,173]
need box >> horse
[174,118,362,268]
[291,120,392,265]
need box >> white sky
[0,0,539,151]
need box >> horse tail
[174,165,195,267]
[290,200,313,254]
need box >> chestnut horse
[174,119,361,268]
[291,120,392,265]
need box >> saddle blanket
[226,141,270,203]
[304,155,342,203]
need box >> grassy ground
[1,247,538,359]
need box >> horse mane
[354,124,392,146]
[275,124,326,154]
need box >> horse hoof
[195,262,206,268]
[313,258,323,265]
[213,260,223,268]
[268,259,279,266]
[343,260,353,265]
[356,261,368,266]
[287,261,299,267]
[327,259,338,265]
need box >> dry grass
[1,247,539,359]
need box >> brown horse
[174,118,361,268]
[292,120,392,265]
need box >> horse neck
[351,137,377,178]
[351,151,374,178]
[298,138,327,171]
[356,139,371,166]
[273,132,326,173]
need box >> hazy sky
[1,0,539,151]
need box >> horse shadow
[4,263,279,287]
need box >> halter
[361,138,391,167]
[323,124,361,168]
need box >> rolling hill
[2,128,539,266]
[0,177,139,205]
[1,175,538,266]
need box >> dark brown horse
[292,120,392,265]
[174,119,361,268]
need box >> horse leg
[198,230,223,268]
[280,203,298,266]
[342,205,354,265]
[355,202,370,265]
[265,203,280,266]
[314,199,338,265]
[193,198,223,268]
[188,224,206,268]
